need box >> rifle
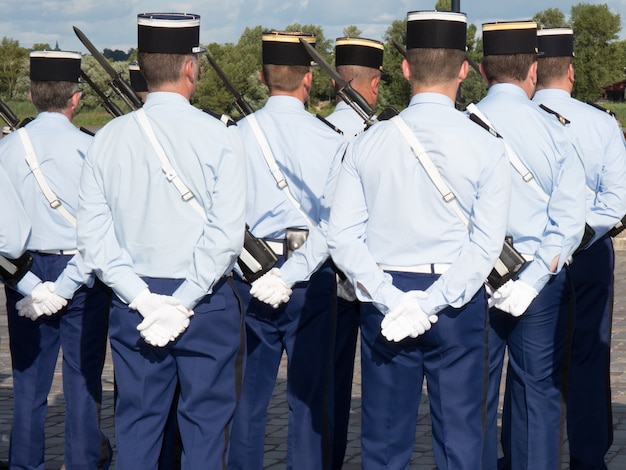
[204,51,254,117]
[299,38,381,127]
[80,70,124,118]
[0,97,33,131]
[73,26,143,112]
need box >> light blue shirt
[476,83,586,291]
[237,95,347,285]
[326,101,367,142]
[77,92,247,308]
[533,88,626,244]
[0,112,94,297]
[0,164,30,258]
[328,92,511,315]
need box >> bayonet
[299,37,377,127]
[73,26,143,111]
[205,51,254,117]
[80,70,124,118]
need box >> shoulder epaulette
[79,126,95,136]
[202,108,237,127]
[315,114,343,135]
[586,101,616,117]
[538,104,570,126]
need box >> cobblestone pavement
[1,243,626,469]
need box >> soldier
[474,21,586,468]
[533,27,626,469]
[227,30,347,470]
[129,61,148,103]
[0,50,112,468]
[76,13,247,469]
[327,11,510,469]
[324,35,385,469]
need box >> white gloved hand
[336,277,357,302]
[16,282,68,320]
[130,288,181,318]
[136,304,194,347]
[380,290,438,342]
[489,279,538,317]
[250,268,292,309]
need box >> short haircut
[137,52,197,88]
[536,56,572,87]
[262,64,310,93]
[336,64,381,89]
[406,48,467,86]
[30,81,80,113]
[481,53,537,84]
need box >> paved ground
[2,244,626,469]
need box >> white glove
[380,290,438,342]
[489,279,538,317]
[250,268,292,309]
[137,304,194,347]
[16,282,68,321]
[336,277,357,302]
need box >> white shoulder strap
[17,128,77,227]
[134,108,207,221]
[246,113,316,228]
[390,115,470,228]
[466,103,549,203]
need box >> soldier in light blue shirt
[325,35,385,470]
[533,27,626,469]
[77,13,247,469]
[0,50,112,469]
[328,11,510,469]
[228,30,347,470]
[476,22,586,469]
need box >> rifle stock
[0,98,20,130]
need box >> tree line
[0,2,625,121]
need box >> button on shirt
[0,164,30,258]
[533,88,626,243]
[0,112,93,297]
[328,92,511,315]
[476,83,586,291]
[77,92,247,308]
[237,95,347,286]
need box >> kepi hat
[537,27,574,58]
[30,51,81,82]
[137,13,206,54]
[406,11,467,51]
[482,21,538,56]
[262,31,316,66]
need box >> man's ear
[401,59,411,82]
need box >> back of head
[136,12,205,88]
[404,10,468,86]
[481,21,538,85]
[29,50,81,113]
[261,30,315,93]
[335,37,385,87]
[536,27,574,87]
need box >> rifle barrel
[205,52,254,116]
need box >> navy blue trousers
[228,260,336,470]
[5,252,111,470]
[331,297,360,470]
[360,271,488,470]
[485,267,573,470]
[567,236,614,469]
[108,276,245,470]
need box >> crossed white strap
[134,108,207,222]
[246,113,316,229]
[18,128,77,227]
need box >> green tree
[0,37,29,99]
[343,25,362,38]
[435,0,452,10]
[533,8,567,28]
[31,43,52,51]
[380,19,410,111]
[571,3,626,101]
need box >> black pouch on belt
[487,237,526,290]
[285,228,309,259]
[573,223,596,255]
[237,226,279,284]
[608,215,626,238]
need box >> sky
[2,0,626,53]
